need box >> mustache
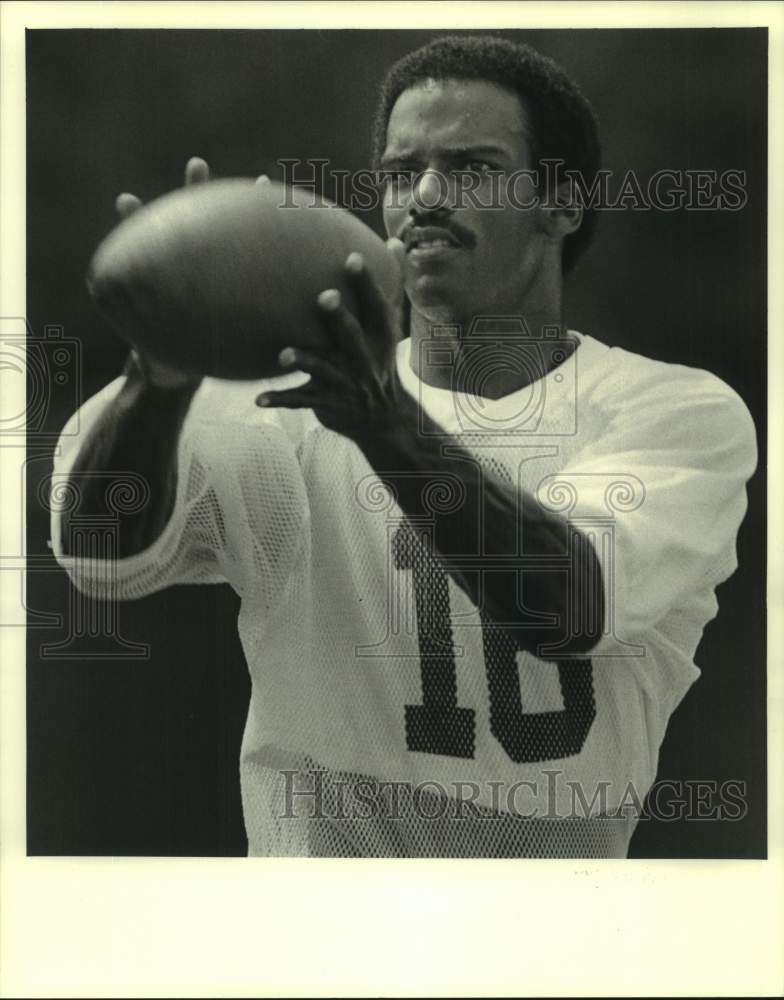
[399,220,477,250]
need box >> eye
[461,160,495,175]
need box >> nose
[408,167,454,228]
[382,164,457,235]
[409,167,454,219]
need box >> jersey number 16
[393,521,596,763]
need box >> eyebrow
[379,144,512,167]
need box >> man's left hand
[255,239,410,442]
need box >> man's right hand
[114,156,211,389]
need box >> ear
[540,181,583,241]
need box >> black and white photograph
[1,2,781,997]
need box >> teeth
[414,239,452,249]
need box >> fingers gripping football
[257,246,407,439]
[115,156,211,220]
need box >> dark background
[25,28,767,857]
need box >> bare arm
[60,352,200,558]
[354,391,603,657]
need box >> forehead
[383,77,530,158]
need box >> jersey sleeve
[50,374,311,613]
[542,361,758,648]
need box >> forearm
[60,357,200,558]
[356,390,604,657]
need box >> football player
[51,36,757,857]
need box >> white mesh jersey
[51,333,757,857]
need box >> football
[86,178,402,379]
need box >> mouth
[403,226,465,260]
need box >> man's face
[380,77,551,327]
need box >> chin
[407,279,469,328]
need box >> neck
[408,298,567,397]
